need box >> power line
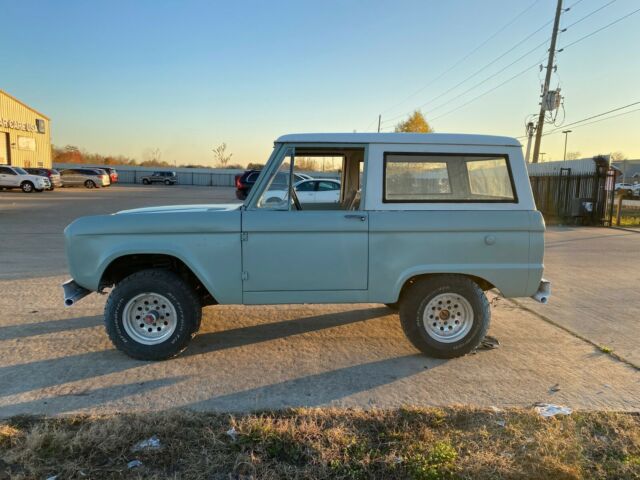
[542,100,640,134]
[381,17,555,125]
[430,62,540,122]
[377,0,542,118]
[544,106,640,135]
[560,6,640,50]
[424,39,549,116]
[562,0,617,29]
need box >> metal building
[0,90,51,168]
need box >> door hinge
[241,271,249,281]
[241,232,248,241]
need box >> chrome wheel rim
[423,293,474,343]
[23,183,32,192]
[122,293,178,345]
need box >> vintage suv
[63,133,550,360]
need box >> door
[0,132,9,165]
[0,166,18,187]
[240,145,368,296]
[241,210,369,293]
[316,180,341,204]
[294,180,317,204]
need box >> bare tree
[213,143,233,168]
[610,151,627,162]
[565,151,581,160]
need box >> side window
[0,166,14,174]
[247,172,259,182]
[255,149,295,210]
[318,180,339,191]
[296,180,316,192]
[383,153,515,202]
[467,158,514,199]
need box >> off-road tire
[104,269,201,360]
[399,275,490,359]
[84,180,96,189]
[21,181,34,193]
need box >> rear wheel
[164,179,171,185]
[142,178,150,185]
[21,181,34,193]
[84,180,96,189]
[399,276,490,358]
[104,269,201,360]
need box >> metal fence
[53,163,244,187]
[527,156,616,225]
[53,163,339,187]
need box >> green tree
[394,110,433,133]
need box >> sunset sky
[3,0,639,166]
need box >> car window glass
[296,181,316,192]
[255,150,294,210]
[14,167,28,175]
[247,172,259,182]
[318,181,339,191]
[0,166,14,174]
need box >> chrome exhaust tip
[62,279,91,307]
[531,278,551,304]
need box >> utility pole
[524,122,535,162]
[532,0,563,163]
[377,114,382,133]
[562,130,572,160]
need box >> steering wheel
[290,187,302,211]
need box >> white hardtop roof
[276,132,521,147]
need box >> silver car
[60,168,111,188]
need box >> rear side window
[383,153,516,203]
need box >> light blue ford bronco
[63,133,550,360]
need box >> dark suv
[141,171,178,185]
[235,170,310,200]
[24,168,62,190]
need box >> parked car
[24,167,62,190]
[63,132,550,361]
[141,171,177,185]
[615,183,634,194]
[235,169,311,200]
[0,165,50,192]
[90,166,118,184]
[60,168,111,188]
[263,178,341,207]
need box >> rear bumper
[531,278,551,304]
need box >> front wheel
[399,276,490,359]
[164,179,172,185]
[104,269,201,360]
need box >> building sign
[0,117,40,133]
[17,136,36,151]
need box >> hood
[116,203,242,215]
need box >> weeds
[0,408,638,479]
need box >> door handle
[344,214,366,221]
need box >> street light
[540,152,546,162]
[562,130,572,161]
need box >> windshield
[14,167,28,175]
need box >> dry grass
[1,407,639,479]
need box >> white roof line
[276,132,521,147]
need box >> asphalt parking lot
[0,185,638,416]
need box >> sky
[3,0,640,166]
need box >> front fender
[65,210,242,304]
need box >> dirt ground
[0,185,638,416]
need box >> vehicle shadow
[0,377,187,417]
[182,354,445,411]
[187,307,391,356]
[0,315,103,341]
